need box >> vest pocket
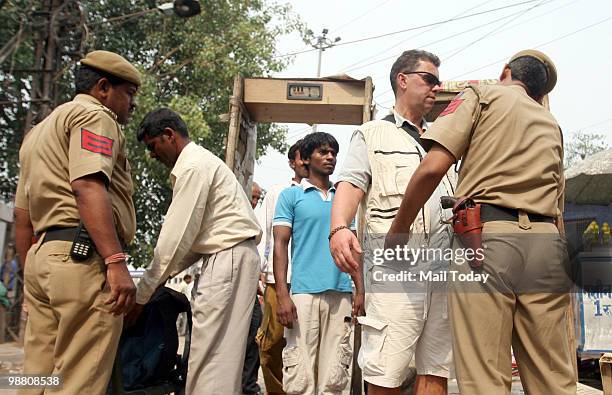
[377,156,421,197]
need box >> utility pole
[23,0,72,135]
[307,28,340,133]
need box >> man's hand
[352,291,365,324]
[277,294,298,328]
[384,223,411,251]
[124,303,144,327]
[330,228,362,275]
[105,262,136,316]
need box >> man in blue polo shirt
[273,132,364,394]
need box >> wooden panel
[246,103,364,125]
[243,78,367,125]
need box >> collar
[170,141,197,183]
[74,94,118,120]
[391,108,428,131]
[300,178,335,193]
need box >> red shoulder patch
[439,98,464,117]
[81,129,114,156]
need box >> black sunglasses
[401,71,442,87]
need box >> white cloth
[136,142,261,304]
[256,181,298,284]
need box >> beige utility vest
[361,119,455,248]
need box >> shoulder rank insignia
[81,128,114,156]
[439,91,465,117]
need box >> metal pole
[316,42,323,78]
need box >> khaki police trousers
[186,238,260,395]
[449,218,576,395]
[257,283,287,394]
[20,240,122,395]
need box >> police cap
[80,50,141,87]
[509,49,557,95]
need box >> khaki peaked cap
[509,49,557,94]
[80,50,141,86]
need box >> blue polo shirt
[273,179,353,294]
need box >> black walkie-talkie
[70,222,94,261]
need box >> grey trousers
[186,238,260,395]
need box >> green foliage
[1,0,304,266]
[564,130,609,169]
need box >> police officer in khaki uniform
[14,50,140,395]
[385,50,575,394]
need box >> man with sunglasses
[330,50,454,395]
[386,50,575,394]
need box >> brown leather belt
[480,204,554,223]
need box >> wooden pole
[225,76,243,174]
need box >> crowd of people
[11,46,575,395]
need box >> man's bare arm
[14,207,33,269]
[273,225,297,328]
[329,182,364,273]
[273,226,292,298]
[72,174,135,315]
[72,175,123,256]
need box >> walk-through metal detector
[224,75,374,195]
[224,75,374,395]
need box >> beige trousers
[186,238,260,395]
[282,291,353,395]
[449,219,576,395]
[20,239,122,395]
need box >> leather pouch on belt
[442,196,484,269]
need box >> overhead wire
[350,5,538,78]
[374,14,612,108]
[339,0,492,73]
[272,0,542,59]
[450,14,612,80]
[373,0,578,103]
[442,0,548,61]
[331,0,395,35]
[438,0,579,59]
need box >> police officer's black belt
[480,204,554,223]
[42,227,79,244]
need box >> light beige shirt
[422,84,564,217]
[136,142,262,304]
[256,181,298,284]
[15,94,136,243]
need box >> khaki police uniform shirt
[15,94,136,244]
[421,84,564,218]
[136,142,262,304]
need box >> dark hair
[390,49,441,95]
[137,107,189,141]
[508,56,548,98]
[75,65,127,95]
[299,132,339,161]
[288,139,303,160]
